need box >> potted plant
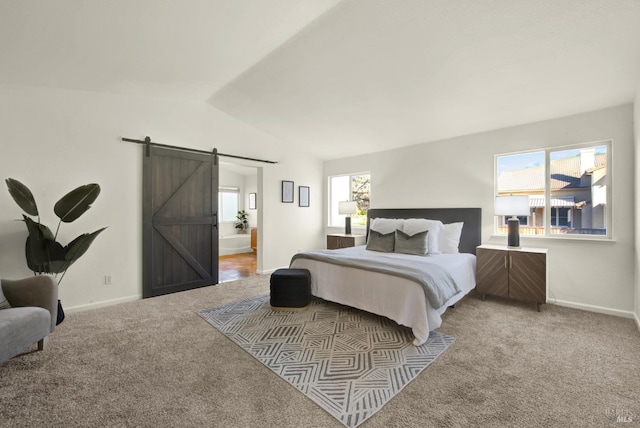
[5,178,107,324]
[234,210,249,233]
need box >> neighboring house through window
[329,173,371,228]
[495,141,610,238]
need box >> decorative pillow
[402,218,443,254]
[440,222,464,253]
[369,218,405,235]
[394,229,429,256]
[0,282,11,310]
[366,229,395,252]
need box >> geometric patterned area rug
[198,294,454,428]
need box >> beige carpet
[0,275,638,427]
[199,295,455,427]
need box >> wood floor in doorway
[219,253,257,283]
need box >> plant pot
[56,299,65,325]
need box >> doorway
[218,162,258,282]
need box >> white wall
[0,84,324,311]
[325,104,635,317]
[634,85,640,330]
[258,155,324,274]
[243,174,258,228]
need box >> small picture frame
[282,181,294,203]
[249,193,256,210]
[299,186,310,207]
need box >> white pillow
[369,218,405,235]
[402,218,443,254]
[439,222,464,253]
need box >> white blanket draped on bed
[290,246,476,346]
[290,249,462,309]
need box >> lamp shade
[338,201,358,215]
[495,195,530,217]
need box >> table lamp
[338,201,358,235]
[495,195,530,248]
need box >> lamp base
[507,217,520,248]
[344,217,352,235]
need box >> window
[219,187,239,222]
[329,173,371,228]
[501,215,530,226]
[495,141,610,238]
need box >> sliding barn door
[143,146,219,298]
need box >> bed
[290,208,481,345]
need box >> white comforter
[290,245,476,345]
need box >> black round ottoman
[270,268,311,311]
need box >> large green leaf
[6,178,38,216]
[63,227,107,265]
[45,228,106,274]
[25,236,65,273]
[22,215,54,241]
[23,215,58,273]
[54,184,101,223]
[24,237,47,273]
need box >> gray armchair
[0,275,58,363]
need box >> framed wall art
[282,180,294,203]
[299,186,310,207]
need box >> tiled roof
[529,196,575,207]
[498,153,606,193]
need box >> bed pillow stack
[366,229,395,252]
[394,229,429,255]
[439,222,464,253]
[366,218,405,252]
[366,218,464,255]
[402,219,443,254]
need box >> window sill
[489,234,616,244]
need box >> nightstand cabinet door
[476,245,547,310]
[327,235,355,250]
[508,251,546,304]
[476,248,509,298]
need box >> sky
[497,145,606,174]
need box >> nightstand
[326,234,366,250]
[476,244,547,311]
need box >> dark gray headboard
[366,208,482,255]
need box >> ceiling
[1,1,639,160]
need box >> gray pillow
[395,229,429,256]
[366,230,395,252]
[0,281,11,309]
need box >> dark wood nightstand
[326,234,366,250]
[476,244,547,311]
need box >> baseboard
[634,311,640,332]
[552,299,636,320]
[219,247,253,256]
[64,294,142,314]
[257,266,287,275]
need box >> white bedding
[290,245,476,345]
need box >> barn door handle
[213,212,218,229]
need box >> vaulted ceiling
[2,0,639,160]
